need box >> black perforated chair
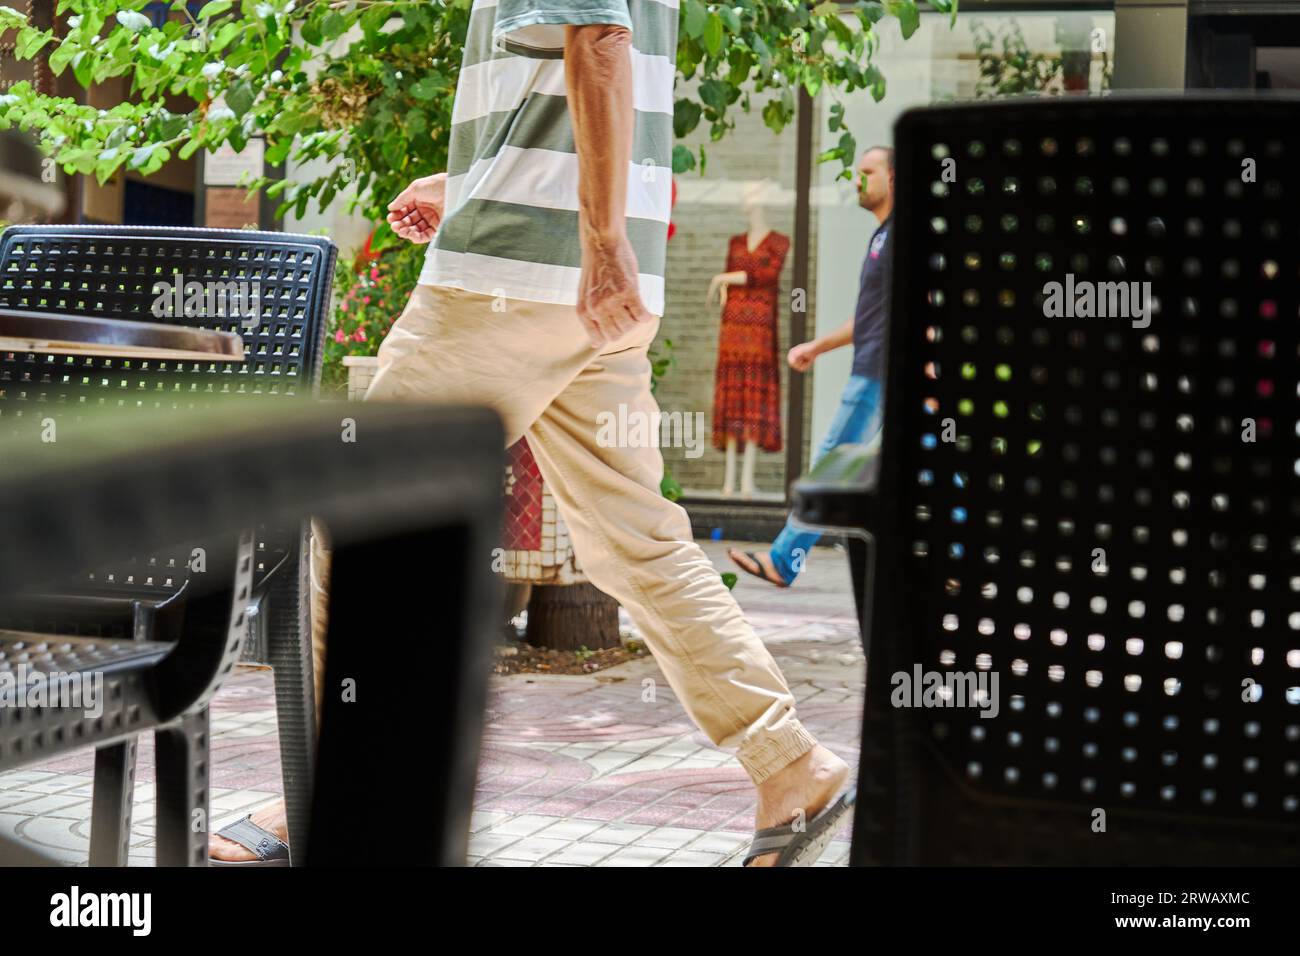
[0,401,502,866]
[0,225,335,863]
[795,94,1300,865]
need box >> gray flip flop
[210,815,291,867]
[728,550,789,588]
[743,786,857,867]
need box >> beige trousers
[310,284,817,784]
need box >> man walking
[729,146,894,588]
[212,0,852,867]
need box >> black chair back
[856,95,1300,864]
[0,401,504,865]
[0,225,335,626]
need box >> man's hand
[577,233,653,348]
[788,341,820,372]
[386,173,447,243]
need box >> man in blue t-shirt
[730,145,893,587]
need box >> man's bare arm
[788,318,853,371]
[816,318,855,354]
[565,23,653,347]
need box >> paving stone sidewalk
[0,540,864,867]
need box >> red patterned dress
[712,230,789,453]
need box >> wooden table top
[0,308,244,361]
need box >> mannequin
[707,181,789,497]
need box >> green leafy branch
[0,0,957,235]
[673,0,958,177]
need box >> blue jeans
[769,374,881,584]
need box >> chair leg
[267,523,316,864]
[309,527,497,865]
[89,738,137,866]
[848,536,869,647]
[153,708,210,867]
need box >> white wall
[282,24,373,260]
[808,10,1113,444]
[810,16,936,444]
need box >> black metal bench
[795,95,1300,864]
[0,400,503,865]
[0,225,335,863]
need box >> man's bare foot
[727,548,788,588]
[748,744,850,867]
[209,799,288,862]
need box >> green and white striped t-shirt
[418,0,677,316]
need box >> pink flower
[334,329,346,343]
[370,266,380,280]
[363,296,371,305]
[353,328,367,342]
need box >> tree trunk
[525,582,621,651]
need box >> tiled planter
[342,354,379,401]
[505,440,613,649]
[502,438,587,586]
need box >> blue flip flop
[743,786,857,867]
